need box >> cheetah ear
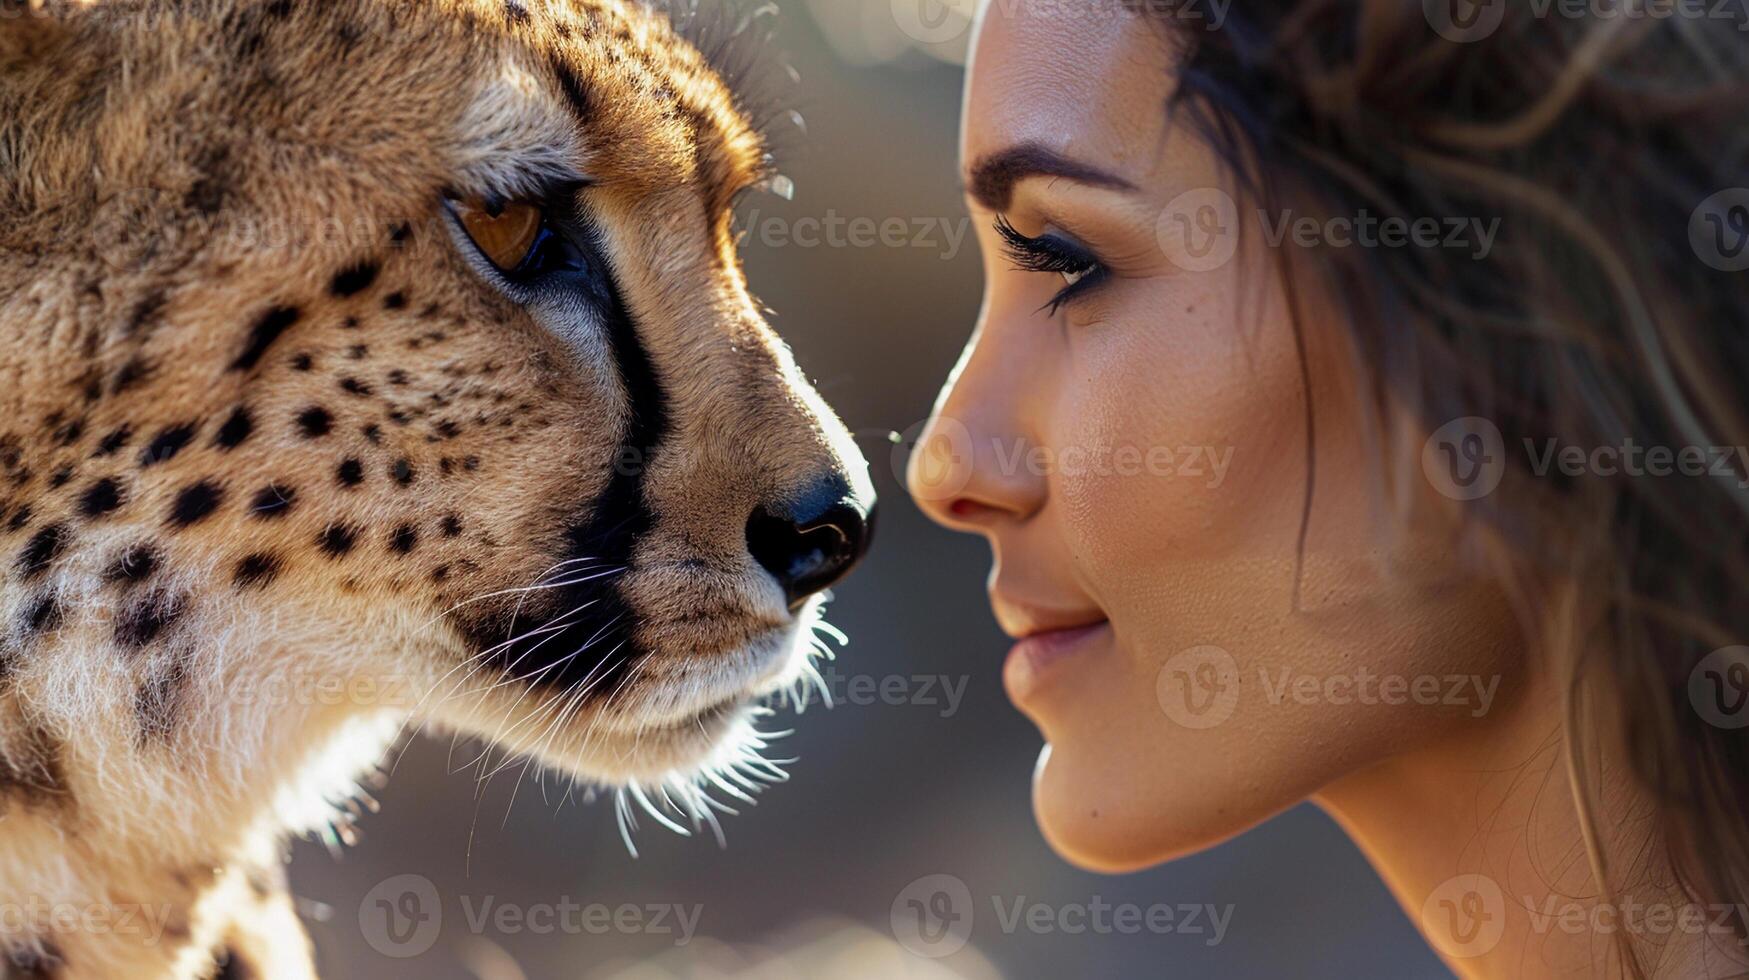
[0,1,69,71]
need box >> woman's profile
[908,2,1749,977]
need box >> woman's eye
[451,196,544,273]
[994,215,1107,314]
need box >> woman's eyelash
[994,215,1107,314]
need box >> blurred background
[292,2,1451,976]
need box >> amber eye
[451,196,543,272]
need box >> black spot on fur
[215,407,254,449]
[339,377,371,397]
[391,458,414,486]
[52,418,83,446]
[17,524,66,578]
[440,514,462,537]
[185,148,231,216]
[318,524,357,557]
[552,57,592,122]
[0,727,67,812]
[330,262,379,298]
[213,946,256,980]
[383,291,407,310]
[361,424,383,444]
[346,344,368,361]
[295,407,332,438]
[434,420,461,439]
[140,422,197,467]
[249,485,294,519]
[168,481,223,527]
[431,564,450,582]
[290,353,314,372]
[388,524,417,554]
[107,545,158,586]
[134,657,190,741]
[233,553,282,589]
[94,425,132,458]
[386,369,409,385]
[77,477,125,518]
[7,504,32,532]
[3,942,63,978]
[111,357,151,395]
[336,459,364,487]
[125,292,167,337]
[48,466,72,489]
[23,593,62,633]
[116,591,186,648]
[231,306,301,371]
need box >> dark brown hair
[1140,0,1749,972]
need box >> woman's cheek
[1056,278,1311,584]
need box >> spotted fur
[0,1,870,977]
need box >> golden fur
[0,1,871,976]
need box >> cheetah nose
[745,475,875,610]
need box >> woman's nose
[908,377,1046,532]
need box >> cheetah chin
[0,1,872,977]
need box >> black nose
[746,477,875,609]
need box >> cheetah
[0,1,875,976]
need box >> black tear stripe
[456,262,667,696]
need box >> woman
[907,1,1749,976]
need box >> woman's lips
[1003,619,1111,703]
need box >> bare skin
[910,4,1742,977]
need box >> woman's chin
[1029,738,1281,875]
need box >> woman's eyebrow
[965,142,1137,211]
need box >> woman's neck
[1314,676,1744,979]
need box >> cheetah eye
[449,196,545,273]
[443,185,609,308]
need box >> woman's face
[912,6,1523,871]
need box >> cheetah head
[0,0,872,846]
